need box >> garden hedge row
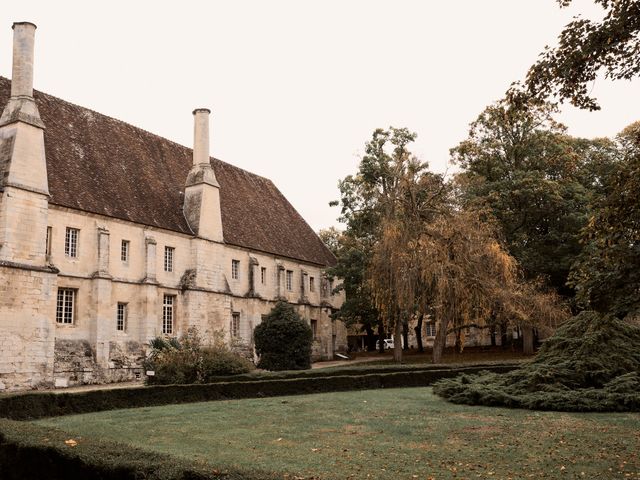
[0,364,518,479]
[0,419,273,480]
[0,364,518,421]
[199,360,522,384]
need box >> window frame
[45,226,52,257]
[310,319,318,339]
[425,322,436,337]
[260,266,267,285]
[231,259,240,280]
[162,294,175,334]
[309,276,315,292]
[56,288,76,325]
[121,240,130,263]
[116,302,127,332]
[164,246,174,272]
[64,227,79,258]
[231,312,241,338]
[286,270,293,291]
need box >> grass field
[36,387,639,479]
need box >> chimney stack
[11,22,37,98]
[183,107,223,242]
[0,21,49,267]
[193,108,211,166]
[0,21,43,128]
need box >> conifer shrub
[433,311,640,411]
[253,301,313,371]
[144,328,254,385]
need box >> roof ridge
[0,75,273,183]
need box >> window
[65,227,79,258]
[164,246,174,272]
[286,270,293,291]
[260,267,267,285]
[45,226,52,256]
[162,295,174,334]
[425,322,436,337]
[231,259,240,280]
[56,288,75,324]
[309,276,315,292]
[116,303,127,331]
[121,240,130,263]
[310,319,318,339]
[231,312,240,338]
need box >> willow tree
[369,208,568,363]
[332,127,447,357]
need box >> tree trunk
[402,319,409,351]
[522,325,535,355]
[500,321,509,349]
[377,322,385,354]
[393,318,403,363]
[414,314,424,353]
[432,318,447,364]
[364,324,376,351]
[455,330,463,354]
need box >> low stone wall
[53,339,146,388]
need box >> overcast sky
[2,1,638,230]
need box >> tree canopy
[521,0,640,110]
[570,121,640,317]
[451,98,618,296]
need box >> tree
[369,207,568,363]
[451,98,617,297]
[521,0,640,110]
[332,127,447,359]
[569,121,640,317]
[319,228,381,351]
[254,301,313,371]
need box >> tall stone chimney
[0,22,44,128]
[0,21,49,266]
[183,108,223,242]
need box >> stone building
[0,22,346,391]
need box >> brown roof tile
[0,77,336,266]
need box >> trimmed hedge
[0,364,518,479]
[0,419,274,480]
[0,364,518,421]
[201,360,523,383]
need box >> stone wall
[0,265,56,391]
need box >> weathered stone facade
[0,22,346,391]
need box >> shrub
[253,301,313,371]
[200,348,255,381]
[433,311,640,412]
[145,328,254,385]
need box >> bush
[253,301,313,371]
[199,348,255,381]
[145,328,254,385]
[433,311,640,412]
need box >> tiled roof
[0,77,336,266]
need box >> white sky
[2,1,638,230]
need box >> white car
[376,338,395,350]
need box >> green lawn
[36,387,640,479]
